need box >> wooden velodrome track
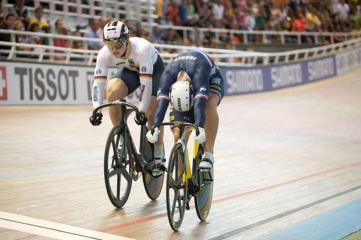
[1,67,361,240]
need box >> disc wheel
[104,125,133,208]
[194,146,214,221]
[141,128,164,200]
[166,143,187,231]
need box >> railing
[157,25,361,46]
[1,29,361,67]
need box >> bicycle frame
[152,121,213,230]
[92,100,164,208]
[92,100,150,175]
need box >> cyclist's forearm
[138,77,152,113]
[92,78,106,110]
[153,98,168,125]
[193,98,207,128]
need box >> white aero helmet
[103,21,129,49]
[170,80,194,112]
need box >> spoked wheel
[104,125,133,208]
[166,143,187,231]
[141,127,164,200]
[194,146,214,221]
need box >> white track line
[0,211,135,240]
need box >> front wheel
[166,143,187,231]
[104,125,133,208]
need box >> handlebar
[92,100,140,117]
[151,121,200,136]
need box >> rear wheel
[104,125,133,208]
[166,143,187,231]
[194,145,214,221]
[142,138,164,200]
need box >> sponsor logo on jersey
[173,56,197,61]
[116,61,126,65]
[141,66,147,72]
[211,77,221,85]
[96,69,102,74]
[139,84,145,101]
[128,58,135,67]
[93,86,98,101]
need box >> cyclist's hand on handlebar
[89,112,103,126]
[134,112,147,125]
[146,127,160,143]
[194,127,206,144]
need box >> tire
[194,145,214,221]
[141,126,164,200]
[104,125,133,208]
[166,143,187,231]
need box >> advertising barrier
[1,48,360,105]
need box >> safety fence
[1,29,361,67]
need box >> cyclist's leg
[203,92,220,155]
[106,78,128,126]
[148,55,165,167]
[200,73,224,170]
[107,68,140,126]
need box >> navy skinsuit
[153,50,223,128]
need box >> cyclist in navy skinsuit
[147,50,224,172]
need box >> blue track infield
[262,198,361,240]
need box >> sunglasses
[103,36,127,50]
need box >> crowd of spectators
[0,0,360,60]
[151,0,361,48]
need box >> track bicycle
[151,121,214,231]
[92,100,164,208]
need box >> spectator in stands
[96,16,108,39]
[84,18,102,50]
[304,4,321,43]
[333,23,345,43]
[166,0,179,25]
[183,0,197,26]
[71,27,84,61]
[8,0,30,30]
[236,0,249,31]
[28,6,48,30]
[13,20,32,52]
[53,19,71,60]
[254,3,267,43]
[151,26,164,43]
[178,0,188,25]
[197,2,214,28]
[292,9,308,43]
[71,27,84,49]
[0,13,16,51]
[29,22,44,54]
[348,5,360,33]
[41,25,51,46]
[135,21,145,37]
[164,28,181,45]
[245,7,256,43]
[212,0,225,24]
[223,0,236,29]
[337,0,350,30]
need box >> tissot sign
[0,63,141,105]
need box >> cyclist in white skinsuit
[89,21,165,174]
